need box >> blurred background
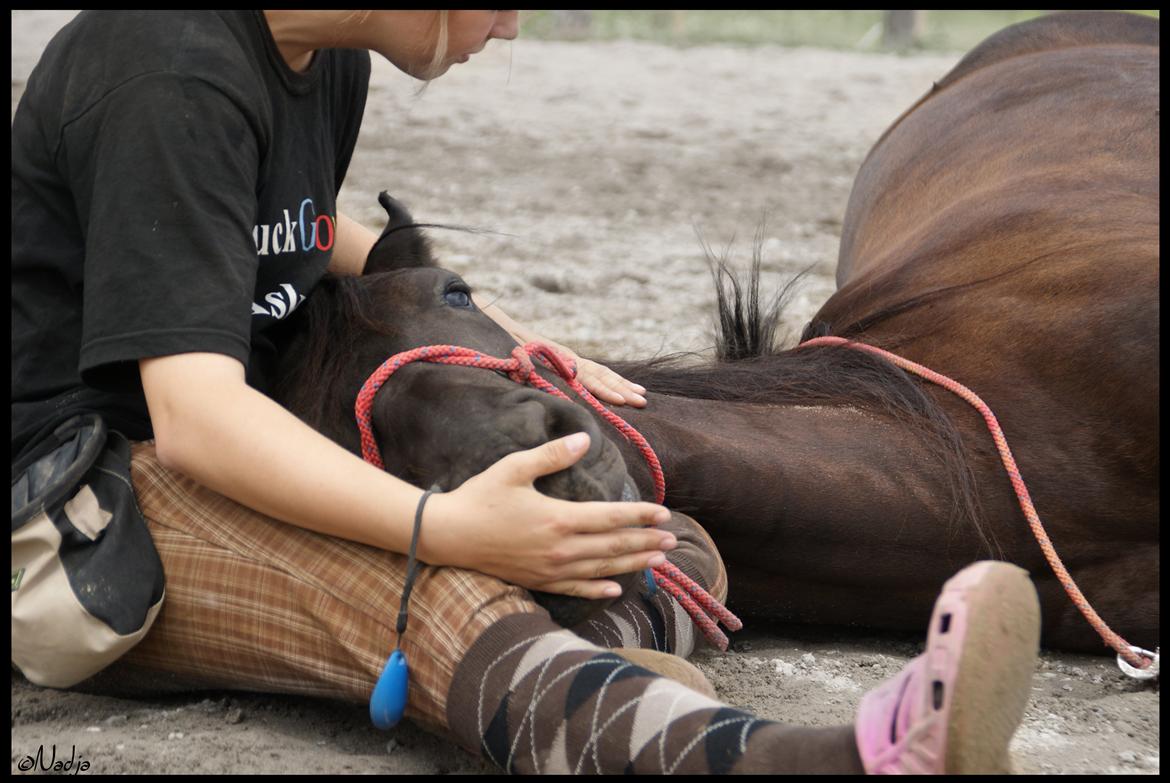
[519,10,1159,51]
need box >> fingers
[491,437,667,528]
[559,498,671,533]
[451,431,679,601]
[536,546,666,599]
[530,503,675,601]
[577,359,647,407]
[536,579,626,601]
[546,530,675,572]
[497,431,593,482]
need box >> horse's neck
[614,395,959,541]
[612,393,1016,625]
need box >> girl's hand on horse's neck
[473,294,648,408]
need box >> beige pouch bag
[12,414,165,688]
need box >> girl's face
[365,11,519,79]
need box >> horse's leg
[1031,546,1160,654]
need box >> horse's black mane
[602,246,998,559]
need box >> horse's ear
[363,191,438,274]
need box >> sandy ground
[11,11,1159,775]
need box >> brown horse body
[274,13,1158,655]
[611,11,1159,654]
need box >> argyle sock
[446,613,864,774]
[569,519,726,658]
[570,571,698,658]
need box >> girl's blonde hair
[422,11,450,81]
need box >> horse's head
[273,194,641,626]
[356,267,633,509]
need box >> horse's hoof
[854,560,1041,774]
[610,647,718,699]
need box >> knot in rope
[354,340,741,650]
[507,345,537,384]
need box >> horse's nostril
[543,400,602,455]
[524,396,629,503]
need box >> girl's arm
[139,352,674,599]
[326,212,379,276]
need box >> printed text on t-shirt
[252,197,335,257]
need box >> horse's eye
[444,290,472,308]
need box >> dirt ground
[11,11,1159,775]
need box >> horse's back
[835,11,1158,291]
[826,12,1158,395]
[937,10,1157,94]
[818,11,1158,573]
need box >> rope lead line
[799,335,1155,674]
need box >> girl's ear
[363,191,438,274]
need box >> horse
[271,11,1158,660]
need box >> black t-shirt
[11,10,371,459]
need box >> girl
[11,11,1040,773]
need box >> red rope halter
[800,335,1157,675]
[354,340,742,650]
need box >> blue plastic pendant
[644,567,658,597]
[370,649,409,729]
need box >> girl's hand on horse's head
[420,432,675,599]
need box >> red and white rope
[800,335,1154,672]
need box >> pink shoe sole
[855,561,1041,774]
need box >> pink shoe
[855,561,1041,774]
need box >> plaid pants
[109,442,544,733]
